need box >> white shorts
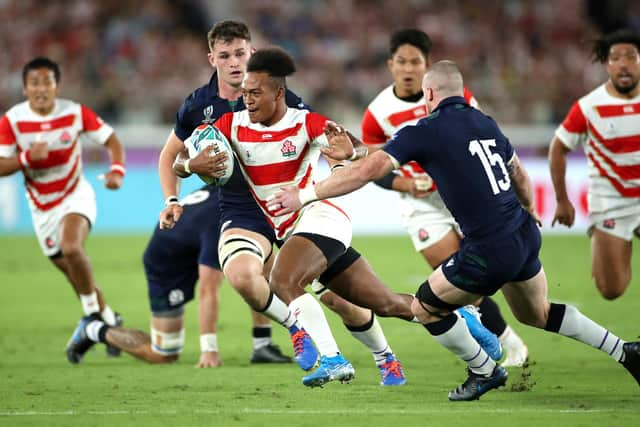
[292,199,352,249]
[587,193,640,241]
[588,212,640,241]
[400,192,458,252]
[29,177,97,257]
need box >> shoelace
[381,359,404,379]
[291,330,307,355]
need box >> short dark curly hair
[22,57,60,85]
[390,28,432,58]
[592,28,640,63]
[246,47,296,89]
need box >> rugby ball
[184,124,234,186]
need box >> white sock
[86,320,105,343]
[430,315,496,376]
[79,291,100,315]
[101,305,117,326]
[262,293,296,329]
[348,316,391,366]
[289,293,340,357]
[557,304,625,362]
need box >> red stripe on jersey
[237,123,303,143]
[595,103,640,118]
[587,122,640,153]
[25,156,80,194]
[387,105,427,127]
[587,152,640,197]
[275,210,301,239]
[304,112,328,140]
[361,108,387,145]
[240,144,310,185]
[561,102,587,134]
[463,87,474,103]
[321,200,350,221]
[298,164,313,189]
[26,176,81,211]
[0,115,16,145]
[81,105,104,131]
[215,113,233,140]
[16,114,76,133]
[588,139,640,180]
[24,139,78,169]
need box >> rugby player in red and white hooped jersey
[550,29,640,301]
[0,57,125,363]
[213,47,358,386]
[360,29,528,367]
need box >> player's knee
[219,234,265,274]
[59,241,84,259]
[594,274,629,300]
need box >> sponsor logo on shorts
[45,236,55,249]
[281,140,297,158]
[418,228,429,241]
[168,289,185,306]
[446,258,455,268]
[603,218,616,229]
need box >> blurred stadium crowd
[1,0,639,127]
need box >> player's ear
[207,52,216,69]
[387,57,394,72]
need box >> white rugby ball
[185,124,234,186]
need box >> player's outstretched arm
[508,153,541,225]
[268,150,395,215]
[548,136,575,227]
[196,265,223,368]
[159,130,185,198]
[0,156,21,176]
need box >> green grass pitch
[0,234,638,426]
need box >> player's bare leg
[220,228,316,370]
[591,229,632,300]
[501,268,640,386]
[324,257,414,321]
[419,228,461,268]
[270,235,354,386]
[197,264,223,367]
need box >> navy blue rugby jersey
[384,96,528,240]
[174,72,310,193]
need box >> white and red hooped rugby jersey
[555,84,640,200]
[215,108,349,240]
[0,99,114,211]
[361,85,478,179]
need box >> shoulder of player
[366,84,403,112]
[283,89,307,110]
[577,83,611,106]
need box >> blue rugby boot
[289,325,318,371]
[458,305,503,361]
[66,313,101,364]
[302,354,355,387]
[379,353,406,386]
[448,365,508,401]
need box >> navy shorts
[144,187,222,313]
[441,215,542,296]
[219,190,276,244]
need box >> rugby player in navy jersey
[270,60,640,399]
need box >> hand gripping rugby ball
[185,124,234,186]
